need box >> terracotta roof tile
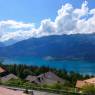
[76,77,95,88]
[76,80,86,88]
[85,77,95,84]
[0,67,6,73]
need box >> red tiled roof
[76,80,86,88]
[0,67,6,73]
[85,77,95,84]
[76,77,95,88]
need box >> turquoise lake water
[3,57,95,75]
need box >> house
[26,71,65,85]
[25,75,37,82]
[0,67,6,73]
[0,67,9,77]
[0,86,27,95]
[76,77,95,89]
[76,80,87,89]
[1,73,18,83]
[0,66,18,82]
[37,71,65,85]
[85,77,95,84]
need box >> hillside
[0,42,5,47]
[0,34,95,60]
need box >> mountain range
[0,42,5,47]
[0,34,95,61]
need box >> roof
[1,73,18,82]
[25,75,37,82]
[37,71,65,83]
[85,77,95,84]
[76,77,95,88]
[25,72,65,84]
[76,80,86,88]
[0,67,6,73]
[0,86,26,95]
[37,72,65,84]
[25,71,66,85]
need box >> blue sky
[0,0,95,26]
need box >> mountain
[1,38,23,46]
[0,34,95,60]
[0,42,5,47]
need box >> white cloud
[0,20,35,42]
[37,19,57,37]
[0,29,35,42]
[90,9,95,15]
[0,1,95,44]
[0,20,34,29]
[55,3,77,34]
[74,0,88,18]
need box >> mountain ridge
[0,34,95,60]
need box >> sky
[0,0,95,24]
[0,0,95,44]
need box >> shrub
[82,84,95,95]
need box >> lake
[3,57,95,75]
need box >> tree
[82,84,95,95]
